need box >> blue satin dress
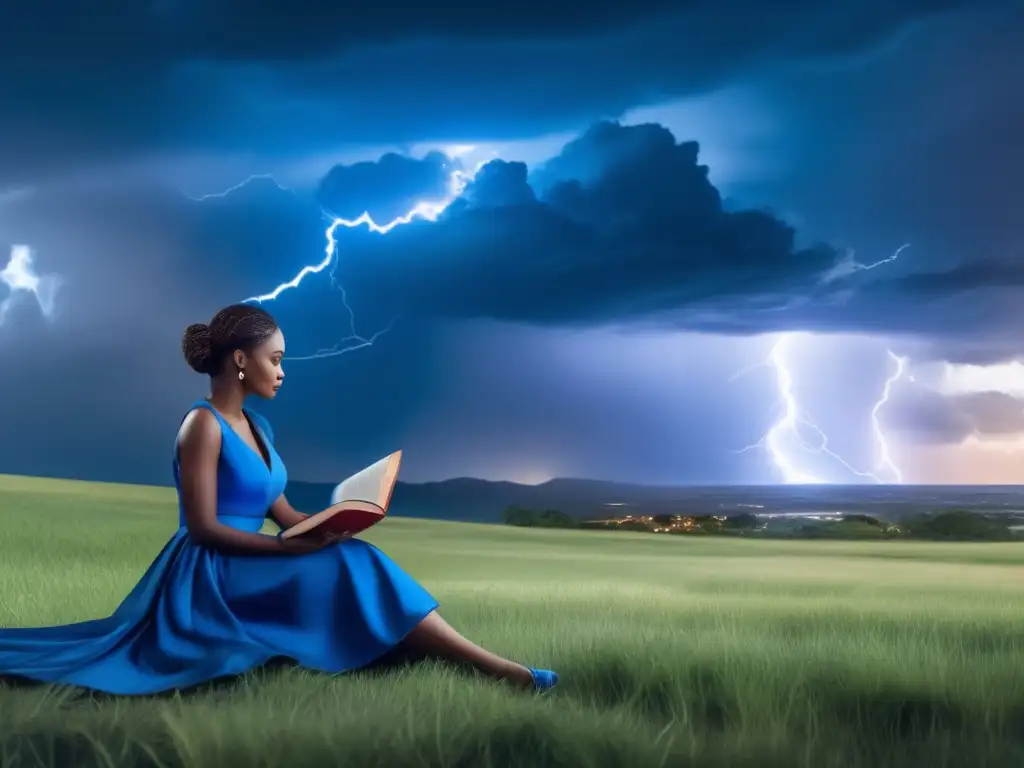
[0,400,439,695]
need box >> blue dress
[0,400,439,695]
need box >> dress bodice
[173,400,288,530]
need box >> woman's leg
[401,611,533,686]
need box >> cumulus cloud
[321,122,846,327]
[303,119,1024,364]
[316,152,453,222]
[5,118,1018,365]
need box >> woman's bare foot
[402,612,547,688]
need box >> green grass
[2,474,1024,767]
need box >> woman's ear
[233,349,246,371]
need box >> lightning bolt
[820,242,910,284]
[238,160,482,360]
[735,334,899,483]
[182,173,295,202]
[242,164,477,304]
[183,158,483,360]
[734,335,908,483]
[735,243,912,484]
[857,242,910,272]
[0,244,61,326]
[871,350,907,484]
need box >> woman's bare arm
[268,494,309,531]
[177,409,290,555]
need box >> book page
[331,452,399,508]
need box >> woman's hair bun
[182,322,214,374]
[180,305,278,377]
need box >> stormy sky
[1,0,1022,487]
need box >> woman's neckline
[203,400,273,472]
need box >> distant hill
[284,477,1024,524]
[284,479,634,528]
[284,477,679,523]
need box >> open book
[280,451,402,540]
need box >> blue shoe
[528,668,559,691]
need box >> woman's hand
[278,529,352,555]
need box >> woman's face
[241,329,286,399]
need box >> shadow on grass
[831,683,965,737]
[0,730,159,768]
[6,651,1024,768]
[566,653,737,728]
[562,652,1024,750]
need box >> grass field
[2,475,1024,767]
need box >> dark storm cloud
[317,152,452,221]
[708,3,1024,364]
[6,118,1016,375]
[308,120,1019,356]
[160,0,685,55]
[779,255,1024,357]
[322,121,841,325]
[0,118,843,486]
[1,117,984,364]
[894,259,1024,295]
[887,390,1024,444]
[0,0,996,182]
[1,104,1019,485]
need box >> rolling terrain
[2,474,1024,766]
[287,476,1024,523]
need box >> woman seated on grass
[0,304,558,696]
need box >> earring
[238,371,245,381]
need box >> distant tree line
[784,510,1016,541]
[500,506,1020,542]
[501,505,578,529]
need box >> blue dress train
[0,400,440,695]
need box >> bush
[501,506,577,529]
[904,510,1014,541]
[843,514,885,527]
[501,505,536,527]
[535,509,578,529]
[722,513,761,530]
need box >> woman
[0,304,558,695]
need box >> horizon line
[1,471,1020,492]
